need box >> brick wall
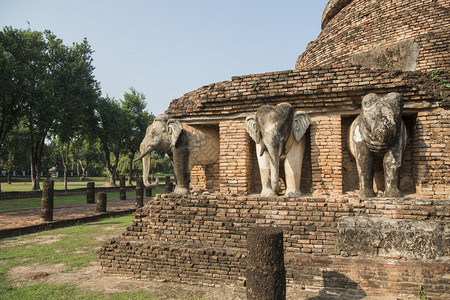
[296,0,450,71]
[98,194,450,298]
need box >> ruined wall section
[99,193,450,298]
[296,0,450,71]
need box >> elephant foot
[173,186,190,195]
[384,188,402,198]
[260,187,276,197]
[285,190,301,198]
[358,189,376,198]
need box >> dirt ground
[7,261,419,300]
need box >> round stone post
[40,179,54,221]
[96,192,107,212]
[145,186,152,197]
[246,227,286,300]
[86,182,95,204]
[165,176,173,193]
[119,175,126,200]
[136,177,144,208]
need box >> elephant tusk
[133,147,153,162]
[259,143,267,156]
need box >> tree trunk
[64,167,68,190]
[61,147,69,190]
[78,160,86,181]
[127,151,136,186]
[30,137,45,191]
[7,169,12,184]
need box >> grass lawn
[0,214,207,299]
[0,189,165,213]
[1,177,116,192]
[0,176,172,192]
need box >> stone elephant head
[134,114,220,195]
[134,114,183,188]
[348,92,407,198]
[245,103,311,197]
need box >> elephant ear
[292,111,311,141]
[245,115,261,144]
[167,119,183,148]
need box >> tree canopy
[0,26,168,190]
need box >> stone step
[98,238,247,286]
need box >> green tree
[95,97,129,186]
[0,122,29,183]
[0,27,99,190]
[47,32,100,189]
[71,137,104,180]
[121,88,153,185]
[0,27,28,152]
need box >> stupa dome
[296,0,449,72]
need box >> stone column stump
[246,227,286,300]
[145,186,152,197]
[136,178,144,208]
[40,179,54,221]
[119,176,126,200]
[97,192,107,212]
[86,182,95,204]
[165,176,173,193]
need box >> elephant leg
[171,143,191,195]
[383,147,403,198]
[355,144,376,198]
[383,123,406,198]
[256,143,275,197]
[284,137,305,198]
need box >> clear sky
[1,0,328,116]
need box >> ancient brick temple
[99,0,449,298]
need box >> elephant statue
[134,114,219,194]
[348,92,407,198]
[245,103,311,197]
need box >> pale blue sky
[1,0,328,115]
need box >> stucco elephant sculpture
[349,92,407,198]
[245,103,311,197]
[134,114,219,194]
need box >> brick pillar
[310,115,343,195]
[191,166,207,192]
[413,108,449,199]
[219,120,253,195]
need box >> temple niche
[99,0,449,298]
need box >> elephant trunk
[267,144,281,194]
[134,145,154,188]
[142,151,152,188]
